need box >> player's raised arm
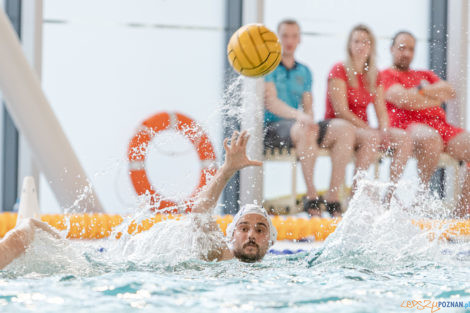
[191,131,262,214]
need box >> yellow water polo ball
[227,24,282,77]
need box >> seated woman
[325,24,413,199]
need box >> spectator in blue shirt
[264,19,355,216]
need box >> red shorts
[394,118,464,146]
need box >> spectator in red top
[382,31,470,217]
[326,25,413,197]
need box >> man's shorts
[264,120,295,149]
[263,119,331,149]
[317,119,331,146]
[394,119,464,146]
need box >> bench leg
[374,157,381,180]
[454,162,463,205]
[291,160,297,212]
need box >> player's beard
[233,240,263,263]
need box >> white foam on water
[5,230,91,276]
[308,176,470,269]
[3,212,228,276]
[108,214,225,266]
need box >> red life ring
[128,112,217,212]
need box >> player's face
[231,214,270,263]
[349,30,371,63]
[278,23,300,56]
[391,34,415,71]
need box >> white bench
[263,148,463,214]
[263,147,332,214]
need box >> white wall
[39,0,432,211]
[40,0,225,213]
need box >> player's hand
[27,218,61,239]
[10,218,61,249]
[223,131,262,173]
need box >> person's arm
[373,85,389,130]
[301,91,319,133]
[264,82,315,127]
[385,84,442,110]
[420,80,456,102]
[191,131,262,214]
[328,78,369,128]
[0,230,28,269]
[0,218,60,269]
[302,91,313,117]
[191,131,262,262]
[373,85,393,146]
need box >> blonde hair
[345,24,377,93]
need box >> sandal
[303,196,324,217]
[325,201,342,217]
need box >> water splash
[107,214,225,266]
[220,75,245,122]
[4,230,91,277]
[307,176,470,270]
[2,211,231,277]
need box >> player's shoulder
[216,245,234,262]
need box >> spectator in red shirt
[326,25,413,198]
[382,31,470,217]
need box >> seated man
[265,19,355,216]
[0,218,60,269]
[381,31,470,217]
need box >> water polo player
[191,130,277,262]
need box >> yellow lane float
[0,213,468,241]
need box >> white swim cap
[226,204,277,247]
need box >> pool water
[1,180,470,313]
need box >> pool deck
[271,240,323,252]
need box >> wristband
[417,84,424,95]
